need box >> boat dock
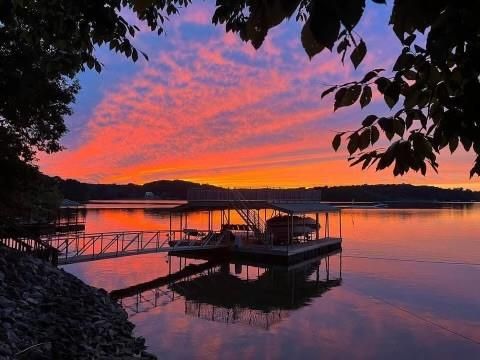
[168,188,342,265]
[3,188,342,266]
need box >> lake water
[64,202,480,359]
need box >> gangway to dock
[41,229,229,265]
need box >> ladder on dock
[230,190,267,244]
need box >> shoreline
[0,246,156,359]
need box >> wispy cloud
[38,2,479,189]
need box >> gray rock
[0,246,157,359]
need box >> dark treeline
[55,178,219,201]
[317,184,480,202]
[54,178,480,203]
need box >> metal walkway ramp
[41,230,229,265]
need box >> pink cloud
[38,5,480,189]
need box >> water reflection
[113,252,341,330]
[62,204,480,358]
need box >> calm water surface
[65,203,480,359]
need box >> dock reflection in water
[64,204,480,358]
[112,252,342,330]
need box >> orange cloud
[38,3,480,190]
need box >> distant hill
[54,178,219,202]
[52,177,480,203]
[316,184,480,202]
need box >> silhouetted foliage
[0,0,192,165]
[0,159,62,228]
[212,1,480,177]
[1,1,479,226]
[3,0,479,179]
[0,0,190,223]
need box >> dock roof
[171,200,340,213]
[270,202,340,214]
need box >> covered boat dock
[168,188,343,265]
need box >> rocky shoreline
[0,246,156,359]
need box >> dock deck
[232,238,342,265]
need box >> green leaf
[141,51,149,61]
[384,82,401,108]
[321,86,337,98]
[404,70,417,80]
[336,0,365,31]
[334,88,347,111]
[376,145,396,170]
[332,133,342,151]
[449,137,458,153]
[385,94,397,109]
[393,52,415,71]
[360,70,379,83]
[362,114,377,127]
[360,86,372,108]
[86,57,95,70]
[350,40,366,69]
[362,155,373,169]
[371,125,380,144]
[375,77,391,93]
[359,128,371,150]
[347,132,360,154]
[337,38,348,55]
[134,0,155,12]
[460,136,472,151]
[393,118,405,137]
[94,60,102,73]
[334,84,362,111]
[378,117,395,140]
[403,33,416,46]
[310,1,340,51]
[301,19,325,58]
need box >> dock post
[286,214,290,252]
[327,213,330,238]
[180,214,183,236]
[315,213,319,240]
[340,253,342,279]
[324,213,327,239]
[339,211,342,238]
[290,213,293,245]
[303,214,306,242]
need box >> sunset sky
[39,1,480,190]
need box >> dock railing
[0,236,59,265]
[187,188,322,202]
[40,229,228,265]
